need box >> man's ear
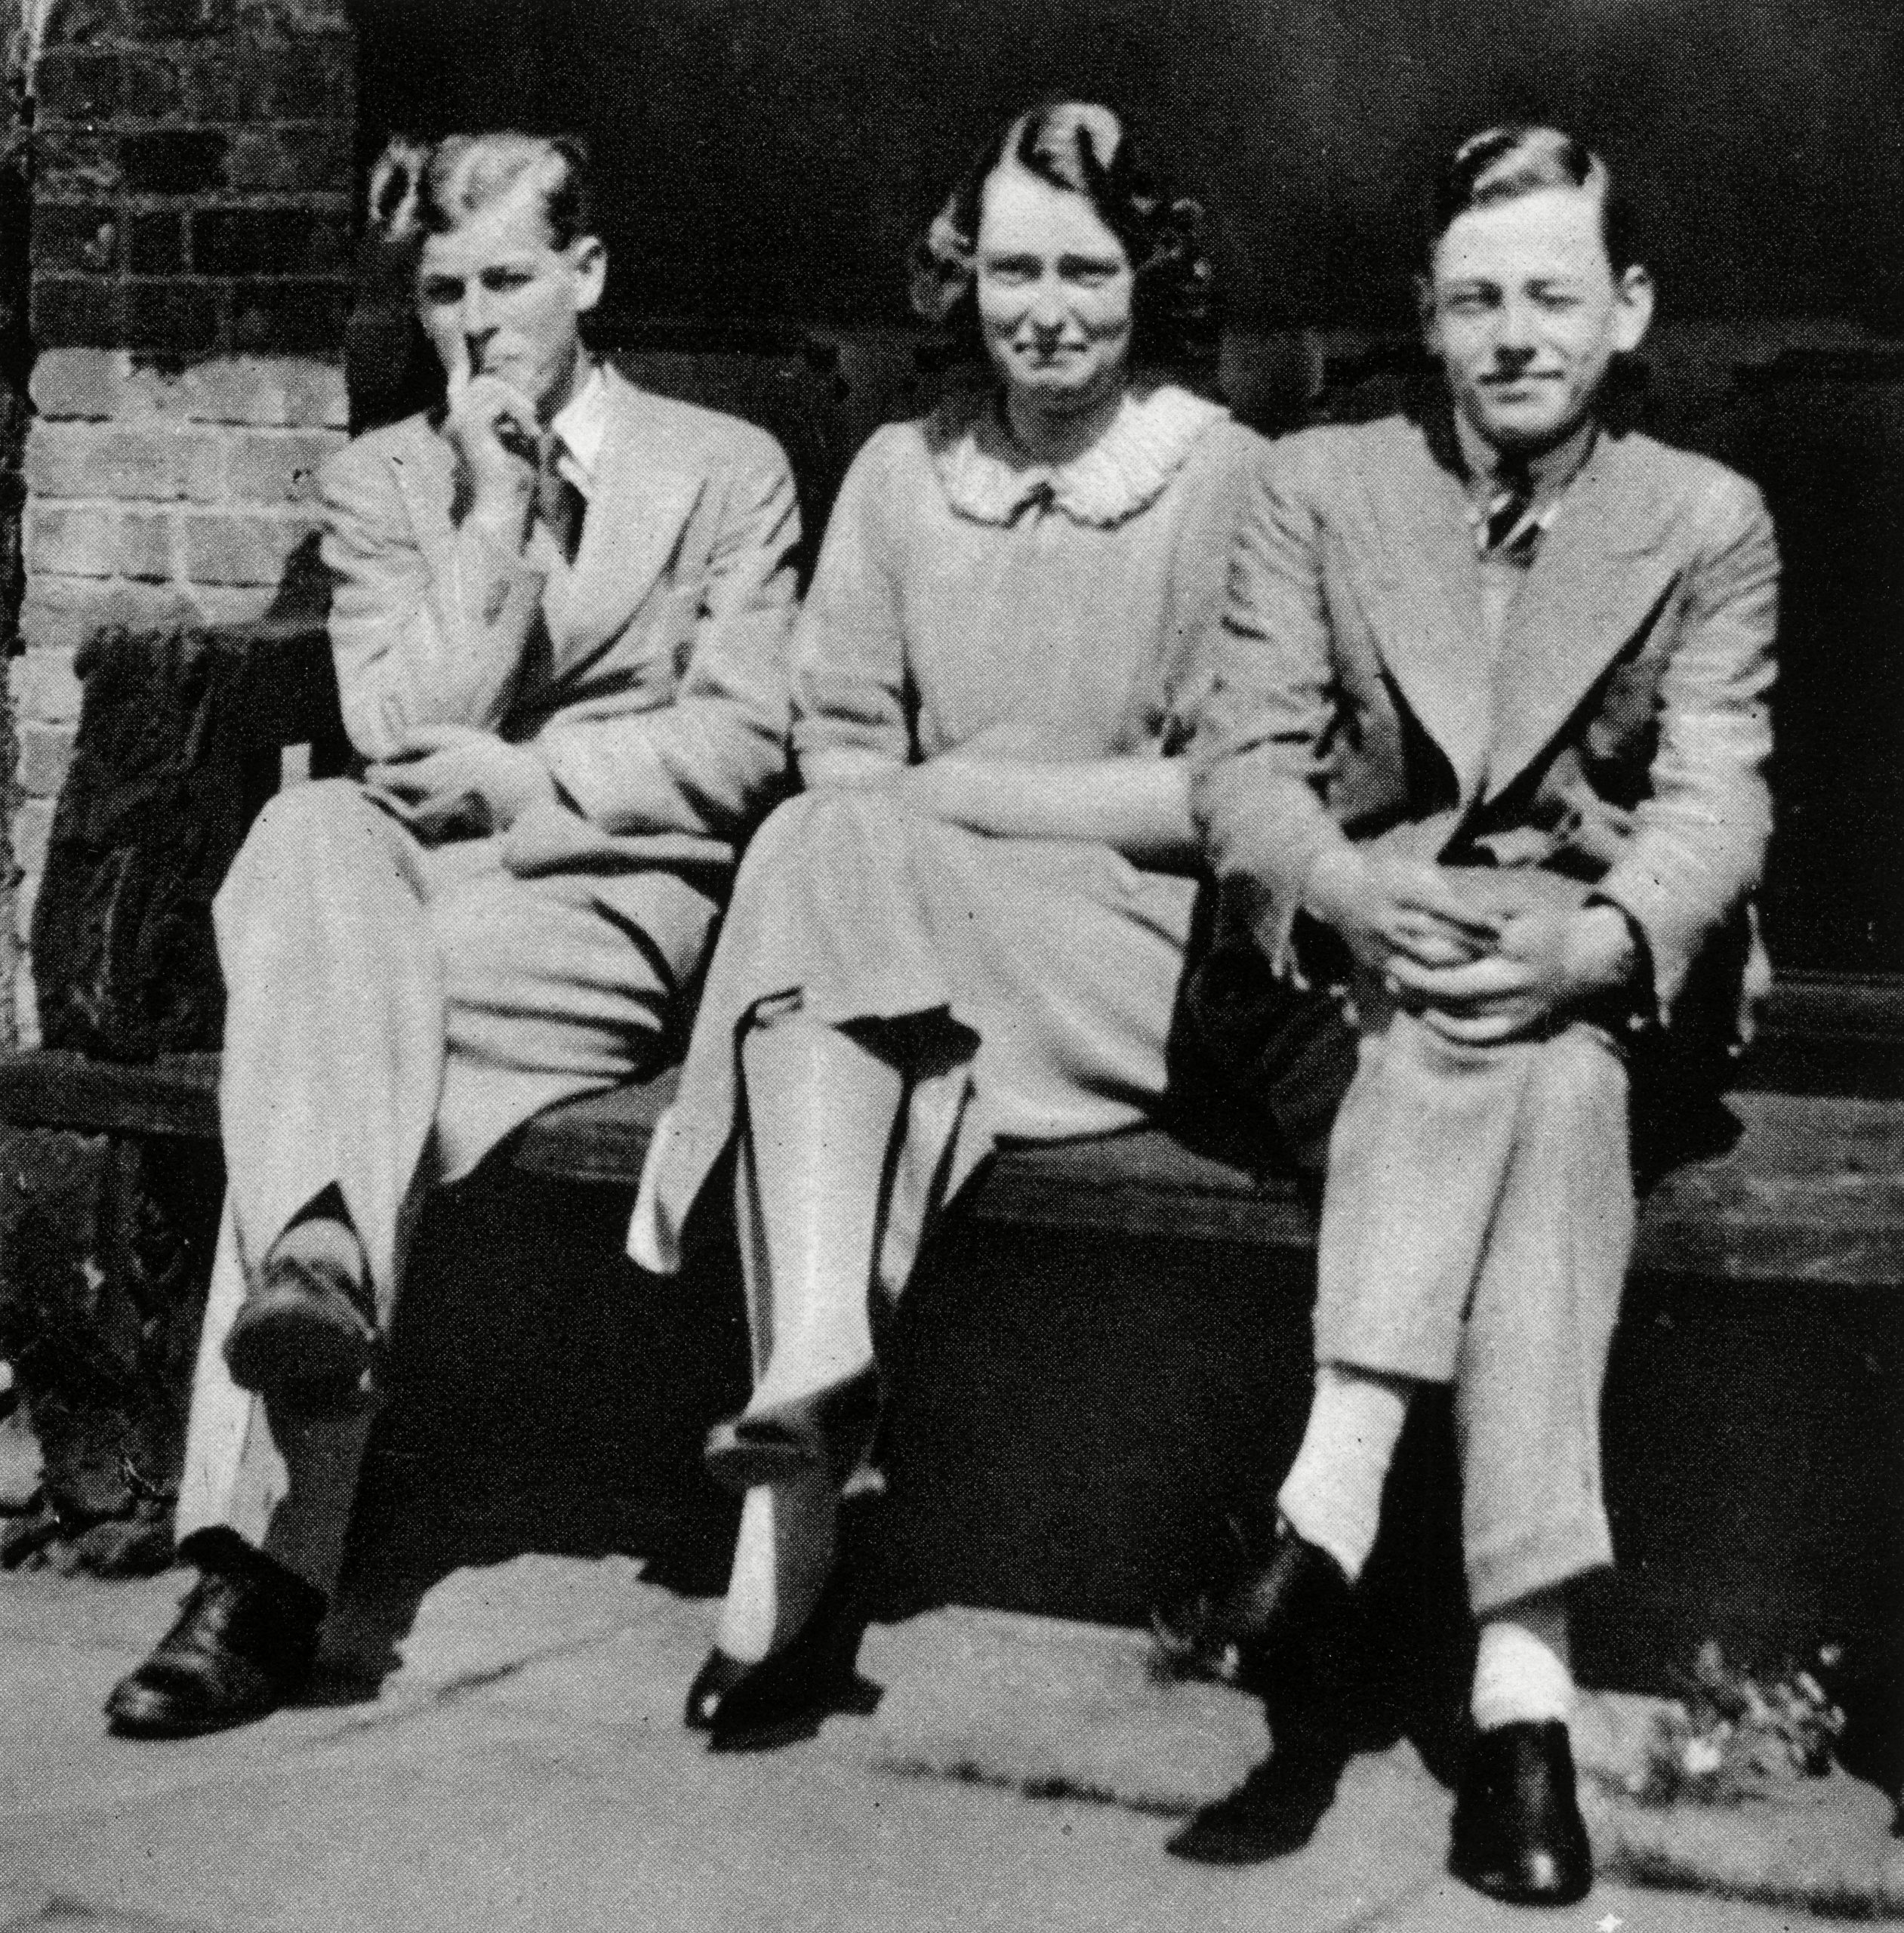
[571,235,608,314]
[1612,264,1654,354]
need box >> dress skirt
[630,785,1196,1295]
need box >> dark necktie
[537,442,587,565]
[1482,464,1536,558]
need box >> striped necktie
[1477,461,1539,564]
[1481,466,1536,556]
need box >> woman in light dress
[630,99,1267,1746]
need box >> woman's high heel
[702,1366,883,1494]
[702,1565,879,1753]
[683,1648,752,1731]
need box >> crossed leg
[174,779,674,1599]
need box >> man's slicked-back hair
[1425,125,1637,273]
[368,131,596,254]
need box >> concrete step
[1,1560,1896,1922]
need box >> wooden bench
[2,987,1900,1290]
[3,943,1897,1638]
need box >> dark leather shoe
[1154,1518,1351,1703]
[684,1648,751,1731]
[1166,1726,1348,1864]
[223,1241,377,1398]
[704,1569,880,1753]
[1449,1720,1593,1907]
[105,1558,324,1739]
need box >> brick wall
[12,0,356,1040]
[0,36,29,1059]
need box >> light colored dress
[630,381,1265,1295]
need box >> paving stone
[0,1559,1894,1930]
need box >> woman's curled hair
[909,100,1217,365]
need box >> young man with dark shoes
[1184,125,1778,1904]
[106,131,797,1739]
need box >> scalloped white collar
[930,383,1228,529]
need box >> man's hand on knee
[1303,843,1504,978]
[1387,901,1639,1046]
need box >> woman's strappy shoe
[701,1367,883,1494]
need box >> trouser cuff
[1465,1511,1612,1619]
[175,1525,329,1615]
[1312,1335,1456,1383]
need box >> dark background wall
[350,0,1904,982]
[356,0,1903,333]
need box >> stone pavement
[0,1555,1897,1933]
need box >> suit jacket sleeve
[320,436,550,761]
[531,437,802,840]
[1591,470,1778,1020]
[1188,439,1360,974]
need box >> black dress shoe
[704,1570,880,1753]
[105,1557,325,1739]
[683,1648,752,1731]
[1166,1725,1349,1864]
[223,1242,378,1398]
[1154,1518,1351,1703]
[1448,1720,1593,1907]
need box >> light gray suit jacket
[1190,408,1779,1043]
[318,365,800,891]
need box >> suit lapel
[549,369,703,680]
[1482,432,1674,800]
[1351,422,1493,803]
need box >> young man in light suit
[106,133,800,1738]
[1175,127,1777,1901]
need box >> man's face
[417,176,606,418]
[1424,185,1653,461]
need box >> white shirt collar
[549,361,609,496]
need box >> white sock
[1276,1364,1412,1583]
[1471,1594,1576,1731]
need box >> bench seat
[2,1047,1898,1290]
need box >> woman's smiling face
[975,163,1135,418]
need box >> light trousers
[174,780,690,1595]
[1314,1009,1634,1615]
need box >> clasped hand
[1307,846,1638,1047]
[365,724,556,838]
